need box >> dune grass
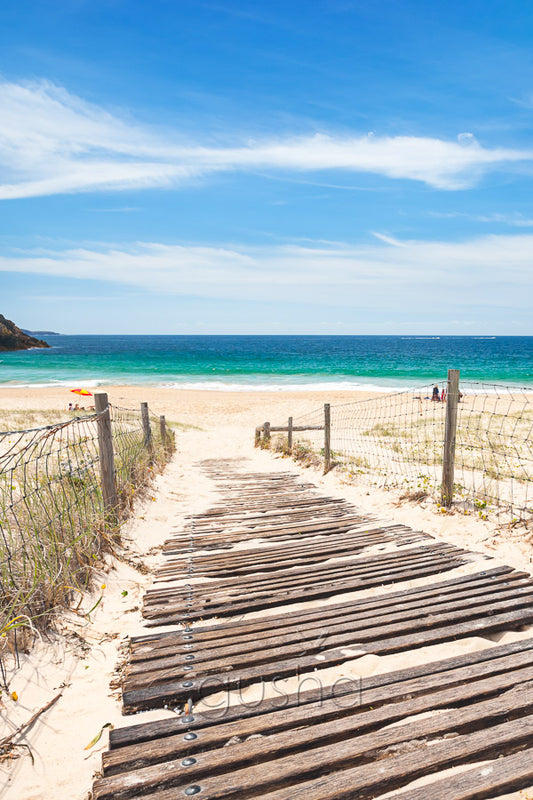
[0,407,175,656]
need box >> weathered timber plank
[130,566,515,646]
[397,747,533,800]
[125,593,533,689]
[142,560,470,626]
[143,563,521,614]
[122,606,533,711]
[145,545,465,604]
[167,514,378,542]
[184,499,350,523]
[131,569,524,650]
[105,661,533,777]
[129,580,533,667]
[161,529,425,569]
[111,636,533,749]
[146,554,463,610]
[163,515,388,548]
[160,526,404,558]
[252,715,533,800]
[160,534,422,573]
[93,683,533,799]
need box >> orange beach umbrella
[70,388,93,397]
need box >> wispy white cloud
[428,210,533,226]
[1,79,532,198]
[1,232,532,311]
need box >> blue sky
[1,0,533,334]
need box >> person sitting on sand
[432,385,440,401]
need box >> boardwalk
[93,460,533,799]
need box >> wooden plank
[143,553,468,623]
[122,606,533,712]
[93,682,533,799]
[129,579,533,665]
[189,497,351,519]
[131,567,520,643]
[253,714,533,800]
[143,564,466,625]
[142,559,470,626]
[147,549,461,605]
[183,507,352,532]
[181,530,422,569]
[164,514,381,545]
[182,533,422,566]
[125,592,533,688]
[269,424,324,431]
[131,566,516,646]
[162,527,425,568]
[163,529,426,565]
[110,636,533,750]
[146,544,465,601]
[105,661,533,777]
[397,747,533,800]
[160,530,421,567]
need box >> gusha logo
[185,671,363,721]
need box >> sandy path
[0,393,532,798]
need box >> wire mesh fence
[0,400,175,653]
[262,378,533,522]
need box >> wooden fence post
[264,421,271,445]
[159,415,167,449]
[441,369,460,507]
[94,392,118,522]
[141,402,152,454]
[324,403,331,473]
[288,416,293,453]
[255,427,262,447]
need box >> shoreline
[2,378,533,394]
[1,384,532,432]
[0,385,384,430]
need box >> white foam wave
[0,378,106,389]
[157,380,417,393]
[2,377,532,395]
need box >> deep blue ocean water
[1,335,532,390]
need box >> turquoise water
[1,335,532,390]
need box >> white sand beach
[0,385,532,799]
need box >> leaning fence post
[94,392,118,522]
[159,415,167,449]
[324,403,331,473]
[264,421,271,445]
[288,416,293,453]
[141,402,152,454]
[441,369,460,507]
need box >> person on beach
[441,388,446,402]
[432,385,440,401]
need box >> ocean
[1,335,532,391]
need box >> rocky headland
[0,314,51,351]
